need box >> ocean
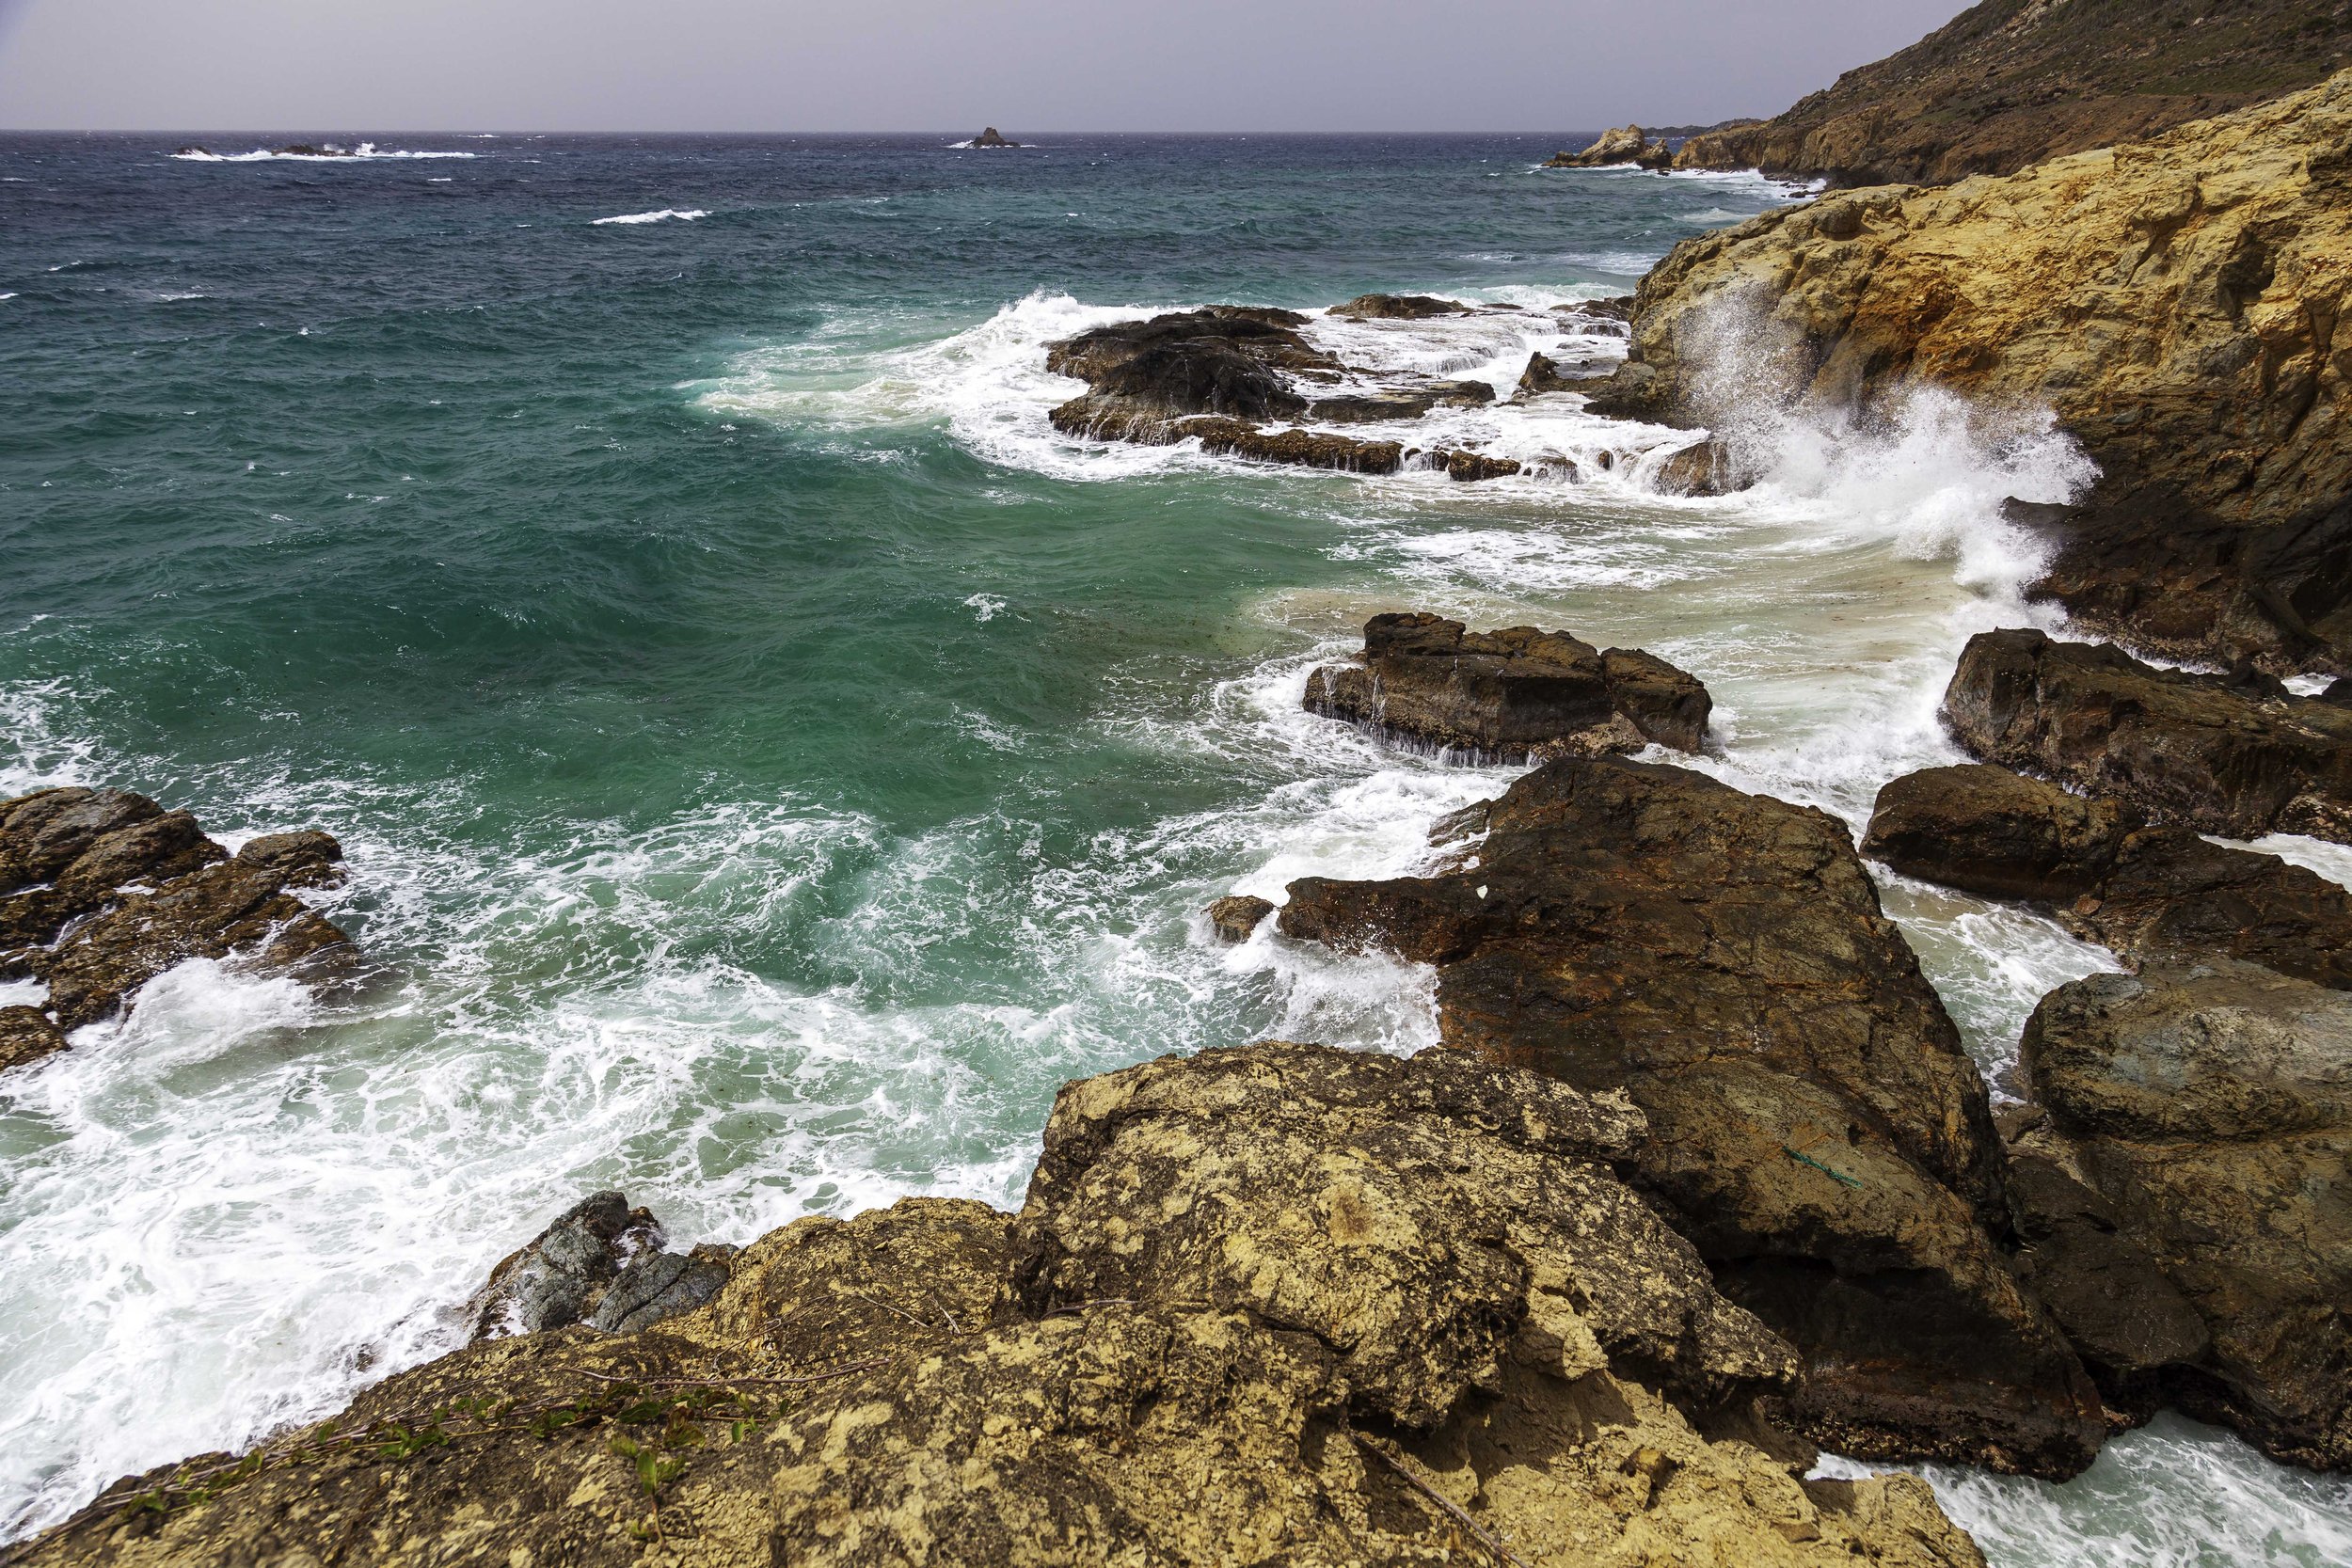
[2,130,2347,1561]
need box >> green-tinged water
[1,130,2345,1559]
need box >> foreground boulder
[19,1043,1986,1567]
[2011,959,2352,1469]
[1943,629,2352,843]
[1305,612,1710,760]
[1280,756,2105,1477]
[1596,71,2352,671]
[0,788,357,1051]
[1865,762,2352,990]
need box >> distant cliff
[1676,0,2352,187]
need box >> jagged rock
[969,126,1021,148]
[1864,763,2143,903]
[1441,449,1521,483]
[1598,71,2352,670]
[1045,307,1337,426]
[1673,0,2352,187]
[1565,294,1638,325]
[1547,124,1667,167]
[1326,293,1470,320]
[39,832,355,1030]
[0,1005,68,1072]
[1517,351,1581,395]
[1653,437,1751,496]
[17,1048,1988,1568]
[1303,612,1710,760]
[470,1191,729,1340]
[2017,958,2352,1469]
[1863,761,2352,989]
[0,791,357,1048]
[1204,894,1274,942]
[1279,756,2106,1477]
[1944,629,2352,842]
[1180,417,1404,474]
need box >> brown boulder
[1204,893,1274,942]
[1325,293,1471,321]
[1441,449,1521,483]
[1653,437,1753,497]
[1304,611,1710,761]
[1944,628,2352,843]
[0,1005,68,1072]
[2018,958,2352,1469]
[1863,763,2143,903]
[1279,756,2105,1476]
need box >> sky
[0,0,1972,133]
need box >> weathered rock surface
[0,789,357,1051]
[1548,124,1670,168]
[1944,629,2352,842]
[1864,761,2352,988]
[1596,71,2352,670]
[2015,959,2352,1468]
[1204,893,1274,942]
[1652,436,1751,497]
[471,1191,732,1341]
[1327,293,1470,320]
[1304,612,1710,761]
[19,1044,1988,1568]
[1675,0,2352,188]
[1279,756,2106,1477]
[0,1005,68,1072]
[1441,448,1522,483]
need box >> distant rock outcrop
[1546,124,1672,168]
[1674,0,2352,188]
[968,126,1022,148]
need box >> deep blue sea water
[2,131,2348,1560]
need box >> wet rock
[39,832,355,1030]
[0,1006,68,1072]
[19,1047,1990,1567]
[968,126,1021,148]
[1945,628,2352,843]
[1045,306,1337,426]
[1517,350,1583,395]
[1565,293,1638,324]
[1204,893,1274,942]
[1178,417,1404,474]
[1653,436,1752,496]
[2019,958,2352,1468]
[471,1191,729,1340]
[1303,611,1709,759]
[1279,756,2106,1477]
[1863,764,2143,903]
[1325,293,1471,320]
[1441,448,1521,483]
[1547,124,1667,167]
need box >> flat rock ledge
[1279,754,2105,1479]
[0,786,357,1068]
[18,1041,1985,1568]
[1944,628,2352,845]
[1305,611,1711,762]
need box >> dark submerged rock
[1944,628,2352,843]
[1303,612,1710,760]
[2017,959,2352,1469]
[1279,755,2106,1477]
[1204,894,1274,943]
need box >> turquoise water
[1,132,2346,1560]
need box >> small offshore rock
[1547,124,1667,167]
[968,126,1021,148]
[1442,448,1521,483]
[1204,894,1274,942]
[1325,293,1473,320]
[1945,628,2352,843]
[1303,611,1710,759]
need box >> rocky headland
[1585,70,2352,673]
[0,786,357,1070]
[1673,0,2352,188]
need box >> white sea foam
[591,208,709,226]
[169,144,477,163]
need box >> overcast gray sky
[0,0,1969,133]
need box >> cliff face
[1676,0,2352,188]
[1591,70,2352,672]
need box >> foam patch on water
[592,208,709,226]
[1820,1415,2352,1568]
